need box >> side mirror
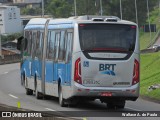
[24,38,28,50]
[17,36,28,51]
[17,36,24,50]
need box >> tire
[26,88,33,95]
[107,100,125,109]
[107,103,115,109]
[25,77,33,95]
[58,85,67,107]
[35,83,43,99]
[116,101,125,109]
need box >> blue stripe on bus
[45,60,72,86]
[22,58,72,86]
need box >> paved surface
[0,63,160,120]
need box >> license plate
[101,92,112,96]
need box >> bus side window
[46,31,51,59]
[48,31,55,59]
[65,32,73,63]
[27,31,32,55]
[59,31,65,62]
[24,31,29,53]
[54,32,60,62]
[31,31,37,59]
[36,31,40,58]
[39,32,44,59]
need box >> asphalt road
[0,63,160,120]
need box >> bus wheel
[26,88,33,95]
[25,77,33,95]
[35,85,43,99]
[107,100,125,109]
[107,103,115,109]
[116,100,125,109]
[58,85,67,107]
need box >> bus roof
[25,15,137,29]
[26,18,50,25]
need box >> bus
[17,15,140,108]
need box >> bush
[1,33,22,43]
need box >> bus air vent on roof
[92,18,104,21]
[105,18,118,22]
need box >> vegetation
[1,33,22,43]
[20,0,159,26]
[140,7,160,50]
[140,6,160,100]
[21,7,42,16]
[140,52,160,100]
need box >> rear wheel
[58,85,67,107]
[107,100,125,109]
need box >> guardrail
[0,54,21,65]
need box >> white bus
[17,15,140,108]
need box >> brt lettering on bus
[99,64,116,76]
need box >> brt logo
[99,64,116,76]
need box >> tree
[46,0,72,18]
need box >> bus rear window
[79,24,136,52]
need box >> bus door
[45,31,55,84]
[53,31,60,83]
[31,31,37,77]
[64,31,73,85]
[37,32,44,80]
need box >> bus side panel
[45,61,56,96]
[61,61,72,99]
[21,58,31,78]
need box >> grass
[139,7,160,100]
[140,52,160,100]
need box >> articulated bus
[17,16,139,108]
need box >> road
[0,63,160,120]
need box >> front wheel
[25,78,33,95]
[58,85,67,107]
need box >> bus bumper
[71,82,139,101]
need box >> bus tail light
[74,58,82,84]
[132,59,139,85]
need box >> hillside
[140,7,160,100]
[140,52,160,100]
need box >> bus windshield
[79,24,136,52]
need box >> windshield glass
[79,24,136,52]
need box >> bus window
[48,31,55,59]
[31,32,37,59]
[54,32,60,62]
[79,24,136,52]
[27,31,32,55]
[37,32,44,59]
[24,31,29,53]
[65,32,73,63]
[36,31,40,57]
[59,31,65,62]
